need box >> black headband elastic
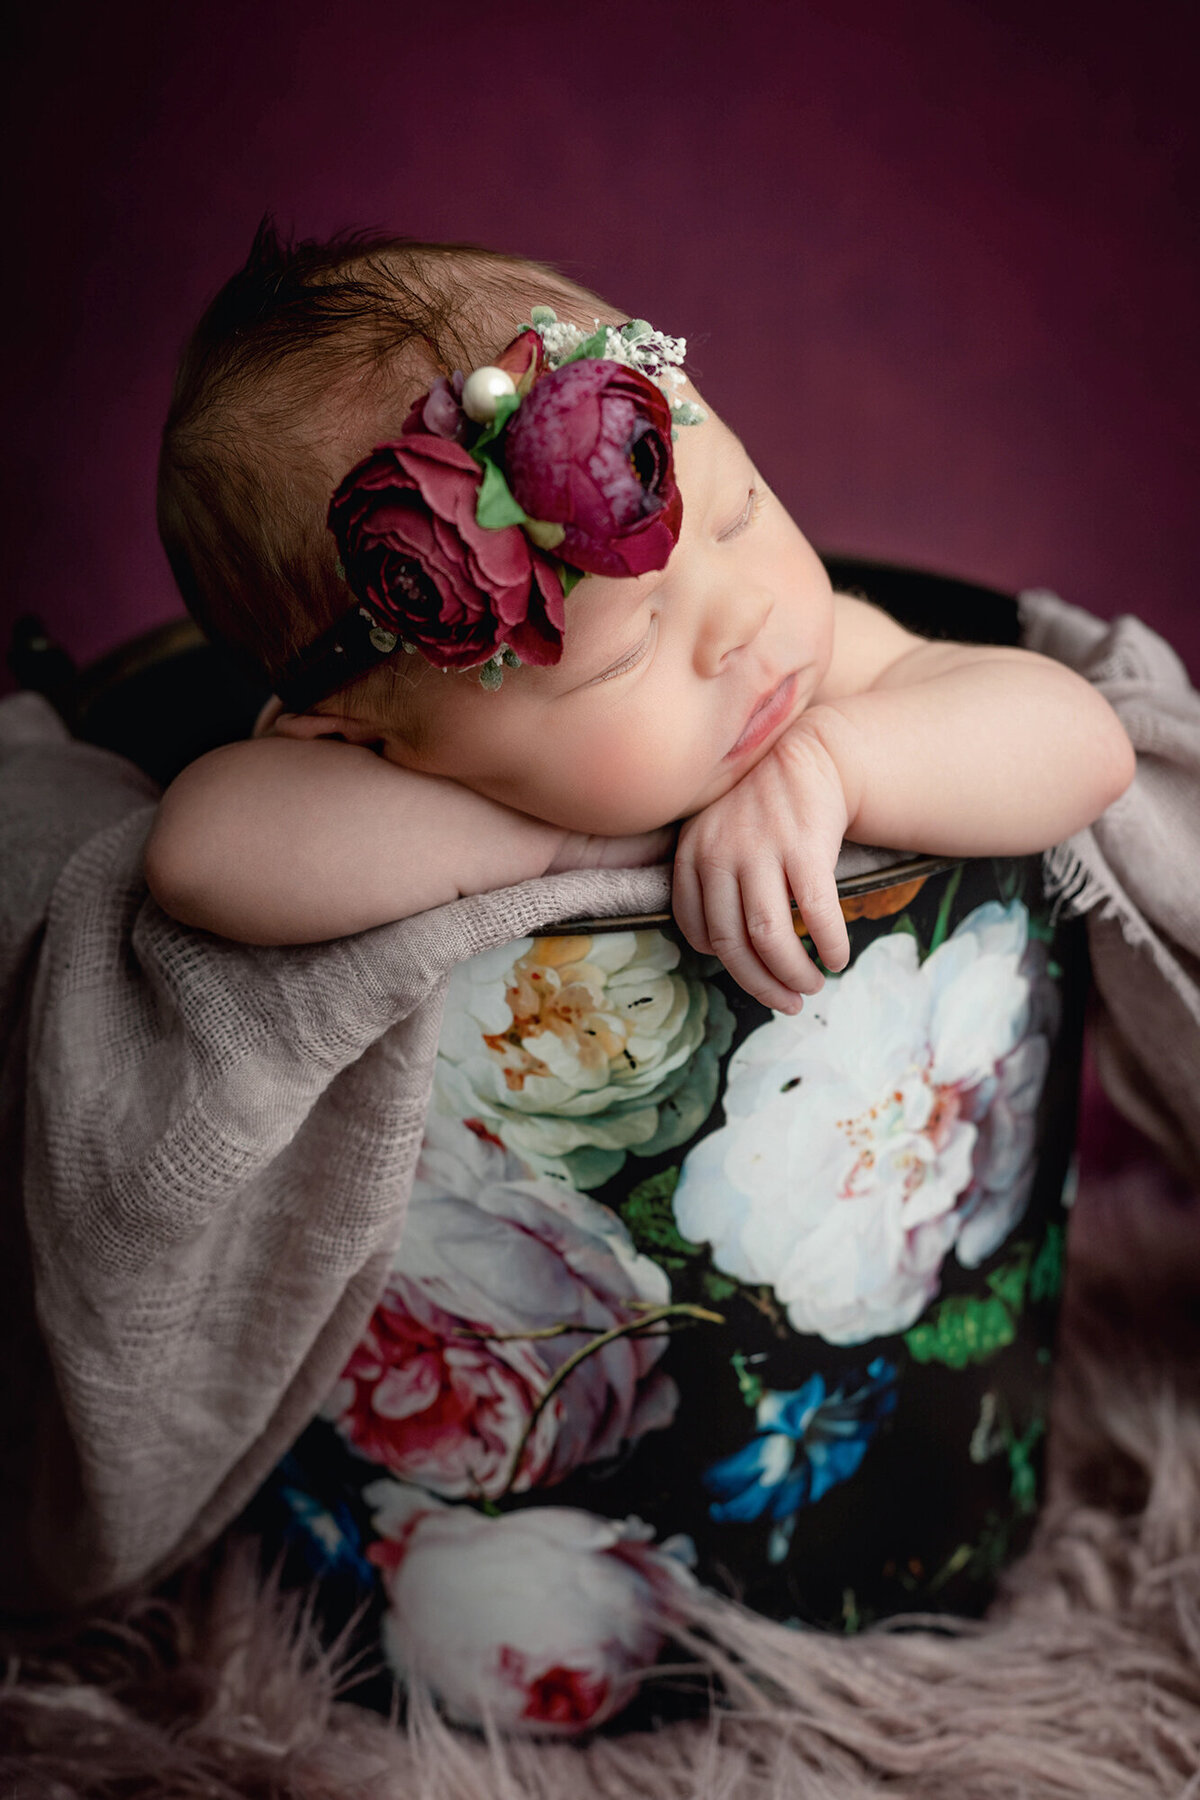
[274,601,402,713]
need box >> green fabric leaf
[475,460,527,531]
[702,1271,739,1304]
[468,393,522,462]
[558,563,585,599]
[562,325,611,364]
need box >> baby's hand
[673,723,852,1012]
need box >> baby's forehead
[671,401,756,517]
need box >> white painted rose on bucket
[322,1119,677,1497]
[673,901,1056,1345]
[433,930,733,1188]
[364,1481,695,1734]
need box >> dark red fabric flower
[409,370,466,440]
[502,361,683,578]
[494,327,546,390]
[328,436,565,671]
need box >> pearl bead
[461,365,518,423]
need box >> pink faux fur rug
[4,1159,1199,1800]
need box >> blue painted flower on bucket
[704,1358,899,1562]
[275,1455,375,1583]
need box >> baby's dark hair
[157,220,612,694]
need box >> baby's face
[380,401,837,835]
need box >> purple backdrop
[3,0,1197,685]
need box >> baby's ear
[271,708,384,748]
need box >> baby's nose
[694,588,773,677]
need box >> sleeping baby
[146,223,1133,1010]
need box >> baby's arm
[804,602,1136,852]
[673,597,1136,1011]
[145,738,671,942]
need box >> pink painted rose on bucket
[321,1119,678,1498]
[364,1482,696,1734]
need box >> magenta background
[2,0,1198,687]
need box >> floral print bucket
[245,853,1086,1735]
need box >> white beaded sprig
[529,306,706,428]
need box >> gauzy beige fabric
[1024,591,1200,1188]
[1,589,1196,1612]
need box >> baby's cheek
[564,726,697,834]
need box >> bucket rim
[540,852,967,936]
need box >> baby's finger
[738,862,824,996]
[699,866,810,1014]
[672,856,714,956]
[787,862,851,973]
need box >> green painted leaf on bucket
[985,1241,1032,1312]
[904,1237,1051,1370]
[621,1166,701,1268]
[627,1165,681,1207]
[1029,1221,1065,1304]
[1008,1416,1045,1516]
[904,1291,1018,1369]
[889,913,921,946]
[731,1349,766,1409]
[926,862,964,955]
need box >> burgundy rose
[405,370,466,440]
[502,361,683,578]
[403,333,544,440]
[493,327,545,392]
[328,435,565,671]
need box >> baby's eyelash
[591,618,657,684]
[720,485,764,541]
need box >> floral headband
[274,309,704,710]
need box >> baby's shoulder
[816,592,925,702]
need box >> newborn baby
[147,225,1133,1009]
